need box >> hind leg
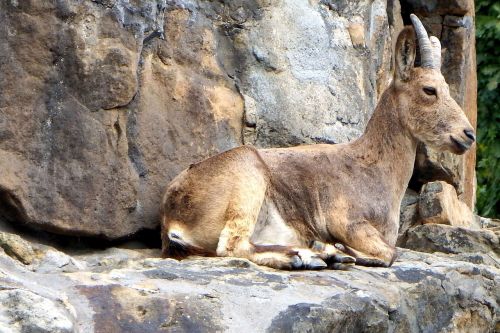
[215,181,330,270]
[215,190,324,269]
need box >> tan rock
[0,232,40,265]
[418,181,478,228]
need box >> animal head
[393,14,475,155]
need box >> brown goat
[160,15,475,269]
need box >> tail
[161,222,215,259]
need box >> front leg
[340,220,397,267]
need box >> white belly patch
[250,198,301,246]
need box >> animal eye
[423,87,437,96]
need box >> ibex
[160,15,475,269]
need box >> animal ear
[394,27,416,82]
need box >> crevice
[143,29,164,46]
[123,26,157,180]
[90,0,115,9]
[0,188,29,226]
[0,186,159,249]
[0,213,162,252]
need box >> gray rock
[0,289,74,333]
[405,224,500,256]
[0,237,498,333]
[34,249,84,273]
[0,0,401,238]
[398,189,420,246]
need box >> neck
[351,85,417,196]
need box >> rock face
[0,231,498,333]
[0,0,474,239]
[0,0,477,239]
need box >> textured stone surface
[401,0,472,16]
[0,0,402,238]
[419,181,478,228]
[397,189,420,246]
[0,289,74,333]
[226,0,395,146]
[0,0,163,237]
[404,224,499,257]
[0,0,477,238]
[0,232,498,333]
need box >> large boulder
[0,0,477,239]
[0,0,402,238]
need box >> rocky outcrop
[0,0,243,238]
[0,230,498,333]
[0,0,396,238]
[0,0,477,239]
[405,224,499,257]
[397,180,483,245]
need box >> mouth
[450,136,471,154]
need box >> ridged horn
[429,36,441,70]
[410,14,434,69]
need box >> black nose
[464,129,476,142]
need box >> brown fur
[159,25,475,270]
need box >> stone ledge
[0,232,498,333]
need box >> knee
[379,246,397,267]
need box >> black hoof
[305,257,328,270]
[333,254,356,264]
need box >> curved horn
[429,36,441,70]
[410,14,434,68]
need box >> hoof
[333,254,356,264]
[310,240,325,252]
[290,254,327,270]
[305,257,328,270]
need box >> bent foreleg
[341,221,397,267]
